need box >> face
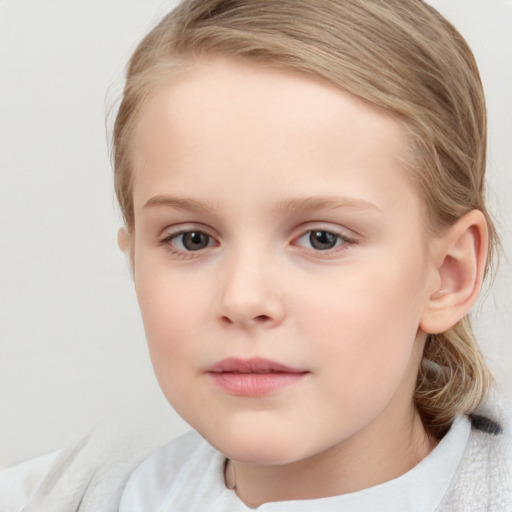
[129,59,437,466]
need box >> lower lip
[207,372,307,397]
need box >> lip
[206,357,308,397]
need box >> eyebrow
[275,196,382,215]
[144,195,214,215]
[143,194,381,215]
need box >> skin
[120,58,485,507]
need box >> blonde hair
[113,0,497,437]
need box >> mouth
[206,357,309,397]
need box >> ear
[117,226,129,252]
[117,226,134,276]
[420,210,488,335]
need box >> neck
[228,407,436,508]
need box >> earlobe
[420,210,488,335]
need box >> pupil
[183,231,209,251]
[310,230,337,250]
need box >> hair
[112,0,497,438]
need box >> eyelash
[159,227,357,258]
[159,230,218,259]
[293,229,357,254]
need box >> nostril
[254,315,271,323]
[221,315,234,325]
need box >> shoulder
[0,451,60,511]
[439,390,512,512]
[0,421,180,512]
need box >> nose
[216,250,285,329]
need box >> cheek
[134,266,203,376]
[294,252,427,387]
[136,279,207,426]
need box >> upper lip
[207,357,307,374]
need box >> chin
[198,426,315,466]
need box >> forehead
[131,58,420,217]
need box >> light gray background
[1,0,511,468]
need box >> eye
[295,230,349,251]
[164,230,215,252]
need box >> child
[1,0,510,510]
